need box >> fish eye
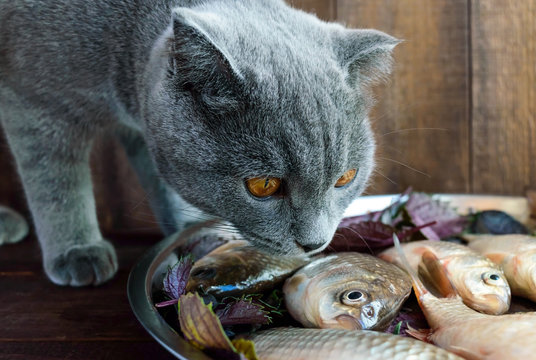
[191,267,217,280]
[341,290,366,305]
[481,272,502,285]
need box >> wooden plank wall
[0,0,534,233]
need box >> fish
[392,234,536,360]
[185,240,309,297]
[246,327,463,360]
[283,252,412,331]
[379,240,511,314]
[464,234,536,302]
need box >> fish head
[284,253,411,330]
[186,242,251,295]
[316,274,409,331]
[283,266,376,330]
[451,265,511,315]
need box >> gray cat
[0,0,398,286]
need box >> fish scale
[247,328,462,360]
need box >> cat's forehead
[208,97,373,181]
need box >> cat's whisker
[338,226,373,255]
[372,169,397,185]
[331,233,350,251]
[376,156,431,178]
[376,143,405,156]
[380,127,448,137]
[370,101,418,123]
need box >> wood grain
[91,135,159,234]
[471,0,536,195]
[0,234,174,360]
[287,0,336,21]
[1,342,175,360]
[337,0,471,195]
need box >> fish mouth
[471,294,510,315]
[335,314,363,330]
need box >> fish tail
[392,234,428,301]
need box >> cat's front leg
[3,123,117,286]
[0,206,29,245]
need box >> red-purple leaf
[405,193,468,240]
[163,256,194,300]
[332,221,400,252]
[330,220,435,253]
[215,299,270,326]
[385,297,429,337]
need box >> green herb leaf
[393,321,403,335]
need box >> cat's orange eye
[335,169,357,188]
[246,177,282,198]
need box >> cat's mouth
[240,233,306,256]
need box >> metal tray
[127,194,531,360]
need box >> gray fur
[0,206,29,245]
[0,0,398,286]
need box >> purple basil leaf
[330,221,430,253]
[163,256,194,299]
[215,299,270,326]
[332,221,399,252]
[405,192,468,240]
[385,301,429,337]
[154,298,179,308]
[337,213,378,227]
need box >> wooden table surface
[0,233,176,360]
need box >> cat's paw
[45,240,118,286]
[0,206,29,245]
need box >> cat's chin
[244,235,306,257]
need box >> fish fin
[377,253,393,262]
[448,345,486,360]
[405,325,433,343]
[421,250,457,298]
[486,252,507,264]
[392,234,428,300]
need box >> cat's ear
[333,29,400,86]
[169,8,243,111]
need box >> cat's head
[143,0,399,255]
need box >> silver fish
[393,234,536,360]
[246,327,463,360]
[283,252,412,330]
[379,240,511,314]
[186,240,309,297]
